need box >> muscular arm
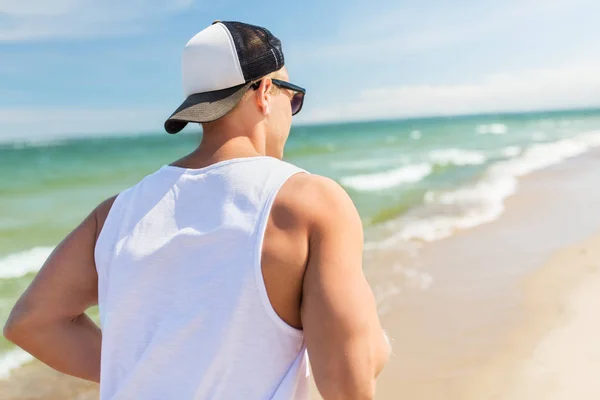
[3,196,116,383]
[299,176,390,400]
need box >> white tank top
[95,156,310,400]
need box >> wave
[501,146,522,158]
[429,148,487,166]
[410,130,422,140]
[367,130,600,245]
[0,138,68,150]
[492,134,600,177]
[341,163,432,192]
[0,348,34,379]
[330,157,405,171]
[0,247,53,279]
[476,123,508,135]
[396,177,517,242]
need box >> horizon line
[1,105,599,145]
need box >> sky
[1,0,600,140]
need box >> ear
[255,77,274,116]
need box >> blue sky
[1,0,600,140]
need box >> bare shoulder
[92,195,119,238]
[272,174,362,239]
[277,173,361,231]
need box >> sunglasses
[250,78,306,116]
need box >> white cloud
[0,0,194,41]
[0,107,169,141]
[292,0,599,61]
[0,0,80,17]
[3,63,599,137]
[298,62,600,124]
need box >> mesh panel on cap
[221,21,285,82]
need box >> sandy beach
[373,149,600,399]
[2,151,600,399]
[506,239,600,400]
[0,360,98,400]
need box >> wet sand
[3,151,600,399]
[0,360,98,399]
[374,149,600,399]
[504,237,600,399]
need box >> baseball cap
[164,21,285,134]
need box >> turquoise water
[2,108,600,373]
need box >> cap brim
[164,82,252,134]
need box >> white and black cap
[164,21,285,134]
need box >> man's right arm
[299,175,390,400]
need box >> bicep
[300,178,381,394]
[12,210,100,325]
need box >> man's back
[4,20,389,399]
[95,157,310,399]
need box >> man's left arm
[3,198,114,383]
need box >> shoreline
[375,149,600,399]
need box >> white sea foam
[532,131,547,141]
[330,157,405,170]
[341,163,432,192]
[3,139,67,150]
[429,148,487,166]
[368,130,600,246]
[502,146,522,158]
[410,130,422,140]
[0,247,53,279]
[401,268,434,290]
[374,283,403,315]
[559,119,574,127]
[476,123,508,135]
[492,137,593,177]
[0,349,34,379]
[394,177,517,242]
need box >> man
[4,21,390,399]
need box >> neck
[171,120,269,169]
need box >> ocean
[2,108,600,378]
